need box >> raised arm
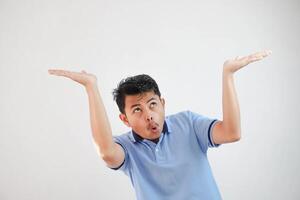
[48,69,124,168]
[212,50,272,144]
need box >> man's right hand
[48,69,97,88]
[48,68,125,169]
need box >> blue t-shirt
[110,110,222,200]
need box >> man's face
[119,91,165,140]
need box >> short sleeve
[188,111,221,153]
[108,135,131,174]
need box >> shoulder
[165,110,195,129]
[112,131,132,145]
[166,110,202,122]
[166,110,211,130]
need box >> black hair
[112,74,161,114]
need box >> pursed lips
[147,122,159,131]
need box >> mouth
[148,123,159,133]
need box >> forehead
[124,91,158,107]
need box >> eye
[133,107,141,113]
[150,102,157,108]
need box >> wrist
[85,82,98,92]
[223,68,234,77]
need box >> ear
[119,113,131,127]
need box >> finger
[236,55,250,65]
[247,55,264,63]
[248,50,272,62]
[253,50,272,59]
[48,69,66,75]
[48,69,74,78]
[48,69,64,76]
[263,50,272,56]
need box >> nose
[145,109,153,122]
[146,115,153,121]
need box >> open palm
[223,50,272,74]
[48,69,97,87]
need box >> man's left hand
[223,50,272,74]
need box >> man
[48,50,271,199]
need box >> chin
[152,130,161,138]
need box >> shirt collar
[131,120,170,143]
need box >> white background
[1,0,299,199]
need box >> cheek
[157,109,165,122]
[156,107,165,117]
[131,121,146,132]
[128,116,143,127]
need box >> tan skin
[119,91,166,141]
[48,49,271,168]
[212,50,272,144]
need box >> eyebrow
[130,97,157,109]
